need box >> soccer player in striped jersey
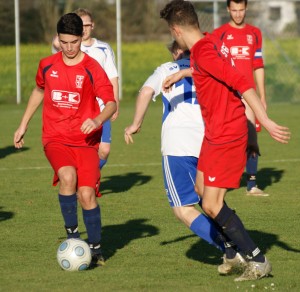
[213,0,268,196]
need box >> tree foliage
[3,0,299,45]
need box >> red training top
[190,33,252,144]
[36,52,114,149]
[213,23,264,88]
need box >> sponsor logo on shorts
[208,176,216,182]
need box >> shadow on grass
[161,229,300,266]
[74,219,159,260]
[239,167,285,191]
[100,172,152,195]
[0,206,14,222]
[0,145,29,159]
[101,219,159,260]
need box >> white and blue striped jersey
[81,38,118,80]
[142,58,204,157]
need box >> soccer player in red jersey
[160,0,290,281]
[213,0,268,196]
[14,13,116,267]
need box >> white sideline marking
[0,158,299,171]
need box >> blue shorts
[101,120,111,144]
[162,155,200,207]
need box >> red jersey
[213,23,264,88]
[36,52,114,149]
[190,33,252,144]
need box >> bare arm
[254,68,267,110]
[124,86,155,144]
[109,77,120,121]
[14,87,44,148]
[242,88,290,144]
[81,101,117,134]
[162,68,191,92]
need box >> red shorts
[197,135,247,189]
[44,142,100,194]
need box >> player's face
[59,34,82,59]
[227,2,247,27]
[81,15,94,41]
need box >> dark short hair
[160,0,199,28]
[227,0,248,7]
[57,13,83,36]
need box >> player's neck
[228,21,246,29]
[82,38,94,47]
[62,51,84,66]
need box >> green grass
[0,101,299,291]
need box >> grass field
[0,100,299,291]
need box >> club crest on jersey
[247,34,253,45]
[75,75,84,88]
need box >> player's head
[57,13,83,36]
[227,0,247,26]
[160,0,199,28]
[167,40,190,61]
[160,0,199,50]
[227,0,248,8]
[73,8,94,41]
[57,13,83,59]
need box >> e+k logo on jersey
[75,75,84,88]
[52,90,80,105]
[230,46,250,58]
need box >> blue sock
[99,159,107,170]
[190,214,225,252]
[246,155,258,191]
[58,193,79,238]
[83,205,101,245]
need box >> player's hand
[111,107,119,122]
[162,71,183,92]
[81,118,101,134]
[264,120,291,144]
[14,126,27,149]
[124,125,141,144]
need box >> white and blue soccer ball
[57,238,92,271]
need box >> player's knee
[59,169,77,188]
[77,187,97,209]
[201,201,218,219]
[172,206,193,227]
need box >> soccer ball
[57,238,92,271]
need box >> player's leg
[44,143,80,239]
[200,138,271,280]
[77,147,104,266]
[98,120,111,170]
[162,155,224,251]
[243,100,268,196]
